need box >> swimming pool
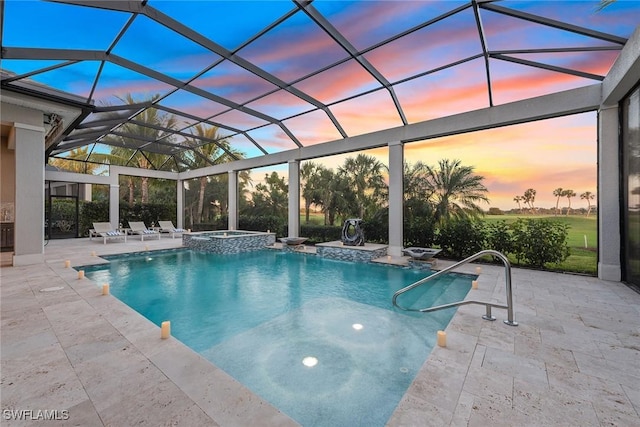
[84,249,472,426]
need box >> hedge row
[61,199,570,268]
[300,217,570,269]
[64,201,177,237]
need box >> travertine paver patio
[1,238,639,426]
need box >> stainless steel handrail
[392,249,518,326]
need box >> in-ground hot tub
[183,230,276,254]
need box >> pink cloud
[330,89,404,136]
[293,60,380,104]
[283,110,344,146]
[245,90,315,118]
[394,61,490,122]
[190,66,278,104]
[236,14,347,81]
[364,20,481,82]
[330,1,460,49]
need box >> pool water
[84,249,472,426]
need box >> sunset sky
[3,1,635,210]
[253,111,597,211]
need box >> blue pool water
[84,249,472,426]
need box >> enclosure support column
[388,140,404,257]
[12,123,45,265]
[288,160,300,238]
[228,170,238,230]
[109,183,119,228]
[598,105,621,281]
[176,179,184,229]
[108,171,120,229]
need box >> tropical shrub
[362,210,389,244]
[511,218,570,267]
[485,220,514,256]
[119,203,176,229]
[300,224,342,244]
[76,201,177,237]
[239,215,286,236]
[404,215,437,248]
[79,201,109,236]
[436,218,486,259]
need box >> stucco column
[598,105,621,281]
[12,123,45,265]
[176,179,184,229]
[288,160,300,238]
[228,170,238,230]
[388,140,404,257]
[109,184,120,228]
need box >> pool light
[302,356,318,367]
[352,323,364,331]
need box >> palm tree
[328,171,356,225]
[338,154,388,219]
[404,161,433,202]
[315,168,336,225]
[48,146,105,175]
[104,94,179,203]
[237,170,253,214]
[425,159,489,224]
[562,189,576,215]
[553,187,564,215]
[182,123,243,223]
[580,191,595,217]
[300,162,323,224]
[250,172,288,218]
[523,188,537,213]
[513,196,523,213]
[404,161,435,223]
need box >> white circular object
[302,356,318,367]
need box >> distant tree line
[512,188,595,216]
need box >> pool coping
[3,237,639,426]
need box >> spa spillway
[183,230,276,254]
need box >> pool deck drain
[2,237,639,426]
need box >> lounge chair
[158,221,186,239]
[128,221,161,241]
[92,222,127,244]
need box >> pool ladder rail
[392,250,518,326]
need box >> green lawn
[481,214,597,249]
[300,212,325,225]
[481,214,597,275]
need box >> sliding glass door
[622,85,640,287]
